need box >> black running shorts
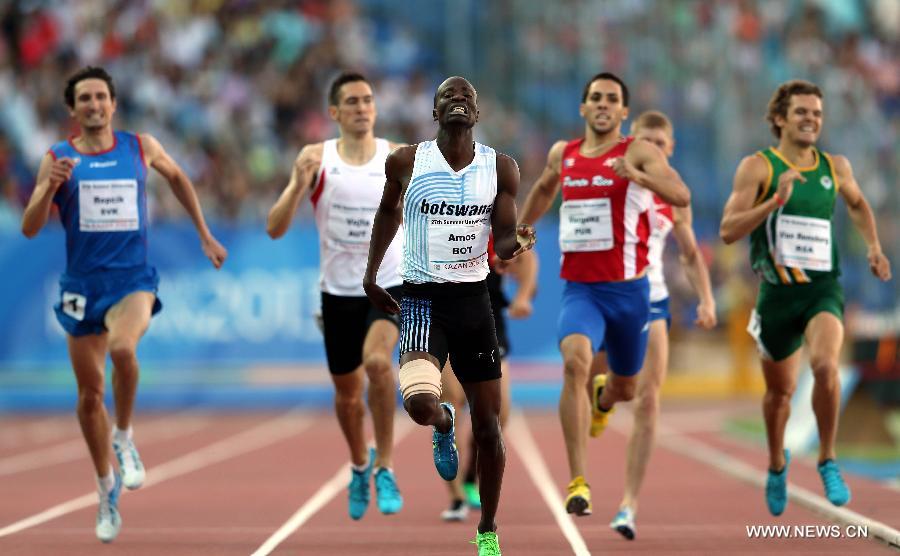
[400,280,501,383]
[321,286,402,375]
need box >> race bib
[559,198,613,252]
[428,223,489,268]
[79,180,139,232]
[326,203,377,252]
[775,214,832,271]
[61,292,87,321]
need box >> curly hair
[766,80,822,139]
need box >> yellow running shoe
[590,374,615,437]
[565,475,592,516]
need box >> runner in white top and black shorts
[267,72,405,521]
[364,76,535,555]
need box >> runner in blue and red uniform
[518,73,690,516]
[21,66,227,543]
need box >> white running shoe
[440,499,469,522]
[610,506,636,540]
[113,437,145,490]
[96,472,122,543]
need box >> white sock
[375,466,392,475]
[113,426,132,444]
[351,455,370,472]
[97,467,115,492]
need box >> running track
[0,402,897,554]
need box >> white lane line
[251,417,415,556]
[0,412,312,538]
[641,419,900,549]
[0,414,212,477]
[506,411,591,556]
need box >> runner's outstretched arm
[141,133,227,268]
[617,140,690,206]
[832,155,891,281]
[720,154,801,244]
[267,143,323,239]
[672,204,716,328]
[364,146,414,313]
[492,154,524,260]
[22,153,72,237]
[518,141,565,226]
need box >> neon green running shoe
[472,530,501,555]
[463,481,481,509]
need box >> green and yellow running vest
[749,147,840,285]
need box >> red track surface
[0,402,896,555]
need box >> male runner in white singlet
[267,72,404,520]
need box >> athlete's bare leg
[441,364,468,500]
[761,349,803,471]
[402,352,453,432]
[462,378,504,534]
[362,319,400,468]
[621,320,668,511]
[104,292,155,431]
[804,312,843,463]
[443,360,511,497]
[332,369,369,466]
[596,366,638,409]
[498,360,511,428]
[68,333,111,476]
[559,334,592,479]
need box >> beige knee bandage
[399,359,442,400]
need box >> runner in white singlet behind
[267,72,405,521]
[590,111,717,540]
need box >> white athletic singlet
[401,140,497,283]
[647,195,674,302]
[310,138,402,296]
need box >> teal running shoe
[348,447,374,520]
[374,467,403,514]
[463,481,481,509]
[765,449,790,516]
[433,402,459,481]
[817,459,851,506]
[95,472,122,543]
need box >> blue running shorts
[55,266,162,337]
[598,296,670,353]
[558,277,650,377]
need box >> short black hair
[328,71,369,106]
[64,66,116,109]
[581,72,629,106]
[432,76,477,108]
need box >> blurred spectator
[0,0,896,311]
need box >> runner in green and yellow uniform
[720,80,891,517]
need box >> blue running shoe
[348,447,374,520]
[765,449,790,516]
[374,467,403,514]
[817,459,851,506]
[433,402,459,481]
[95,472,122,543]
